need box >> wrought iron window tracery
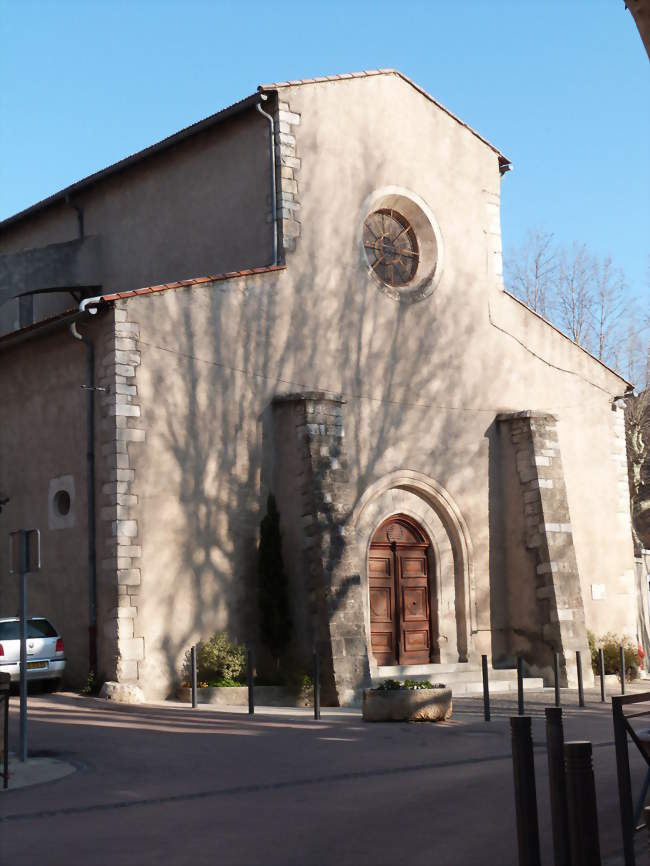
[363,208,419,287]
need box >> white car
[0,617,66,686]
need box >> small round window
[363,209,419,287]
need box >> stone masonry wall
[612,402,636,595]
[497,411,591,687]
[95,302,146,684]
[272,392,370,705]
[274,99,301,257]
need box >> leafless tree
[554,242,594,347]
[591,255,629,364]
[626,381,650,551]
[504,228,557,317]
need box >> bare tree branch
[504,228,557,317]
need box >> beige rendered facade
[0,71,641,702]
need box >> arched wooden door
[368,515,433,666]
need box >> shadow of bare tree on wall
[129,94,512,700]
[136,128,506,699]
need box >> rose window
[363,208,419,287]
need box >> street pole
[18,530,27,762]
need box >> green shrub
[182,632,246,684]
[374,679,446,691]
[588,630,638,681]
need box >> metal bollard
[247,648,254,715]
[620,645,626,695]
[190,644,197,709]
[313,650,320,721]
[545,708,570,866]
[554,652,561,707]
[517,656,525,716]
[564,741,601,866]
[599,648,606,703]
[482,654,490,722]
[577,650,585,708]
[510,716,541,866]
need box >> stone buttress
[271,392,370,705]
[498,411,592,687]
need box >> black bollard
[564,741,601,866]
[554,652,561,707]
[482,654,490,722]
[577,650,585,708]
[191,645,197,709]
[599,648,606,703]
[511,716,541,866]
[620,645,626,695]
[313,650,320,721]
[517,656,525,716]
[546,708,570,866]
[247,648,254,715]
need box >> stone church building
[0,70,642,702]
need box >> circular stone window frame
[359,186,445,304]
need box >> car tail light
[56,638,64,653]
[0,643,3,656]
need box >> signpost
[9,529,40,762]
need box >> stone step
[374,667,536,683]
[453,678,545,695]
[376,663,484,677]
[371,665,545,696]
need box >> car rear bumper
[0,659,66,682]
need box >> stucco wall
[0,104,273,335]
[0,315,114,686]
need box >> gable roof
[0,91,261,231]
[259,69,511,168]
[0,70,509,232]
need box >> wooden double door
[368,515,434,666]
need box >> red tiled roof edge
[259,69,510,164]
[100,263,287,303]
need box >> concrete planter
[362,687,452,722]
[177,685,311,707]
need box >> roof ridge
[259,69,509,162]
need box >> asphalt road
[0,690,647,865]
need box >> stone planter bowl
[362,687,452,722]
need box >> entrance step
[371,664,544,696]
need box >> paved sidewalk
[0,688,648,865]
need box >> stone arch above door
[351,471,475,672]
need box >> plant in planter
[588,630,639,682]
[363,679,452,722]
[373,679,446,691]
[181,632,246,687]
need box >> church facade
[0,71,641,702]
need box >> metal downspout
[256,94,278,266]
[70,295,103,676]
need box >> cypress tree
[258,494,292,665]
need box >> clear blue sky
[1,0,648,297]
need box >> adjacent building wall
[0,314,115,686]
[0,104,274,335]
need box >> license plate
[26,661,48,670]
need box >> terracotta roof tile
[99,263,286,303]
[259,69,510,163]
